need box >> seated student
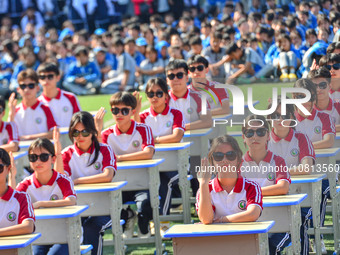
[93,47,113,83]
[166,59,213,130]
[293,78,335,253]
[100,92,154,238]
[241,114,291,255]
[0,97,19,152]
[55,112,116,255]
[37,62,81,128]
[320,54,340,102]
[7,69,57,141]
[15,138,76,255]
[63,46,101,95]
[267,98,315,255]
[309,67,340,131]
[196,135,263,224]
[0,148,35,237]
[187,55,230,116]
[134,78,185,232]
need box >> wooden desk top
[117,158,165,170]
[35,205,89,220]
[336,132,340,139]
[291,174,326,184]
[163,221,274,238]
[0,233,41,249]
[263,194,307,207]
[13,151,28,160]
[212,113,232,120]
[315,147,340,157]
[75,181,127,193]
[184,128,212,138]
[59,127,69,135]
[155,142,192,152]
[226,131,242,137]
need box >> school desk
[13,151,28,183]
[75,181,127,255]
[335,132,340,147]
[0,233,41,255]
[113,159,164,255]
[34,205,89,255]
[209,113,232,139]
[183,128,212,158]
[154,142,193,223]
[163,221,275,255]
[259,194,307,254]
[315,147,340,253]
[289,174,326,255]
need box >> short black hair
[74,46,89,56]
[327,42,340,54]
[112,38,124,47]
[325,53,340,64]
[187,55,209,68]
[189,36,202,46]
[166,59,189,74]
[110,92,137,109]
[226,42,240,55]
[0,148,10,166]
[0,96,5,110]
[307,67,331,84]
[37,62,60,76]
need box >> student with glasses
[293,78,335,253]
[0,148,35,237]
[37,62,81,128]
[187,55,230,116]
[267,98,315,255]
[15,138,77,255]
[100,92,154,238]
[0,96,19,152]
[55,111,116,255]
[133,78,185,232]
[241,114,291,255]
[196,135,263,225]
[7,69,57,141]
[320,53,340,103]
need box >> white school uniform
[330,89,340,103]
[0,121,19,146]
[314,98,340,125]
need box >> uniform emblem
[187,108,193,114]
[290,148,299,157]
[314,126,321,134]
[94,162,102,170]
[35,117,42,124]
[166,121,172,128]
[132,140,140,148]
[63,106,69,112]
[2,139,8,144]
[50,194,59,200]
[238,200,246,210]
[7,212,16,221]
[267,172,275,181]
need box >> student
[63,46,101,95]
[166,59,213,130]
[309,67,340,131]
[37,62,81,128]
[267,98,315,255]
[16,138,77,255]
[0,148,35,237]
[8,69,57,141]
[0,97,19,152]
[56,111,116,255]
[100,92,154,238]
[320,54,340,102]
[196,135,263,224]
[241,114,291,255]
[187,55,230,116]
[134,78,185,230]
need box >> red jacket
[132,0,154,16]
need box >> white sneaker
[122,207,136,239]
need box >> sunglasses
[111,107,131,116]
[72,129,90,137]
[28,153,51,163]
[313,81,328,89]
[0,164,7,174]
[189,65,205,73]
[243,128,268,138]
[167,72,185,80]
[325,63,340,71]
[270,112,291,120]
[146,91,164,98]
[39,74,55,80]
[212,151,237,162]
[19,83,36,90]
[0,108,4,114]
[294,94,316,101]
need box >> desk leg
[67,216,82,255]
[258,233,269,255]
[110,190,124,255]
[311,181,322,255]
[3,245,33,255]
[290,204,302,254]
[178,148,191,224]
[149,166,162,255]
